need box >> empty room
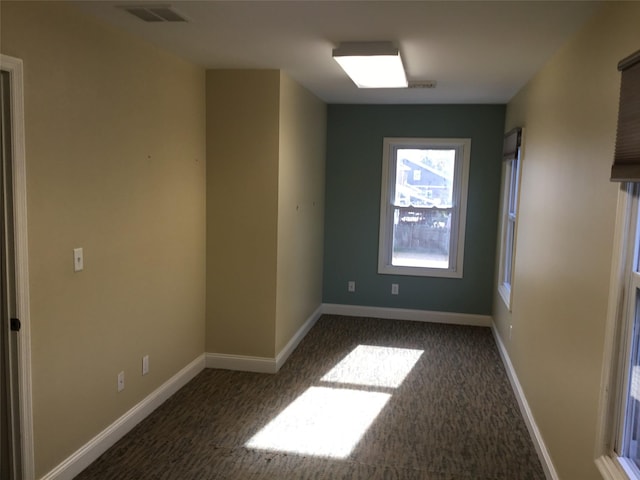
[1,1,640,479]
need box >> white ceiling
[74,0,600,104]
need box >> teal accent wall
[322,104,505,314]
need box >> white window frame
[377,137,470,278]
[596,183,640,480]
[498,142,522,310]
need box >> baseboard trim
[38,310,537,480]
[491,325,559,480]
[205,305,324,374]
[41,354,205,480]
[276,304,323,371]
[321,303,492,327]
[204,304,491,375]
[205,352,276,374]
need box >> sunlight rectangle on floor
[245,386,390,458]
[321,345,423,388]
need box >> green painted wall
[323,104,505,314]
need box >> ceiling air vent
[408,81,437,89]
[122,5,187,22]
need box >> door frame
[1,53,34,480]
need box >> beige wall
[206,70,326,358]
[493,2,640,479]
[275,73,326,354]
[0,1,206,477]
[206,70,280,358]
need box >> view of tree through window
[391,148,455,268]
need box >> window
[378,138,470,278]
[596,49,640,480]
[597,185,640,480]
[498,128,523,310]
[622,255,640,474]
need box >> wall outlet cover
[117,371,125,392]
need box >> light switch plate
[73,248,83,272]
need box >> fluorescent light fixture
[333,41,408,89]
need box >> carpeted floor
[74,315,546,479]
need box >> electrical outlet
[391,283,399,295]
[142,355,149,375]
[117,371,125,392]
[348,281,356,292]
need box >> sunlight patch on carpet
[321,345,424,388]
[245,386,390,458]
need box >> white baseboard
[205,305,323,374]
[38,308,527,480]
[276,305,323,371]
[491,325,558,480]
[41,355,205,480]
[205,352,276,374]
[321,303,492,327]
[204,304,491,375]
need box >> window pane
[391,148,455,269]
[504,219,515,286]
[499,156,520,309]
[624,291,640,468]
[508,159,519,215]
[634,203,640,274]
[394,149,455,207]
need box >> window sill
[378,263,463,279]
[596,454,636,480]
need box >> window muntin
[378,138,470,278]
[498,149,521,309]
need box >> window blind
[503,128,522,162]
[611,49,640,182]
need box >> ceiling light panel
[333,42,408,89]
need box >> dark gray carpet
[74,315,546,479]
